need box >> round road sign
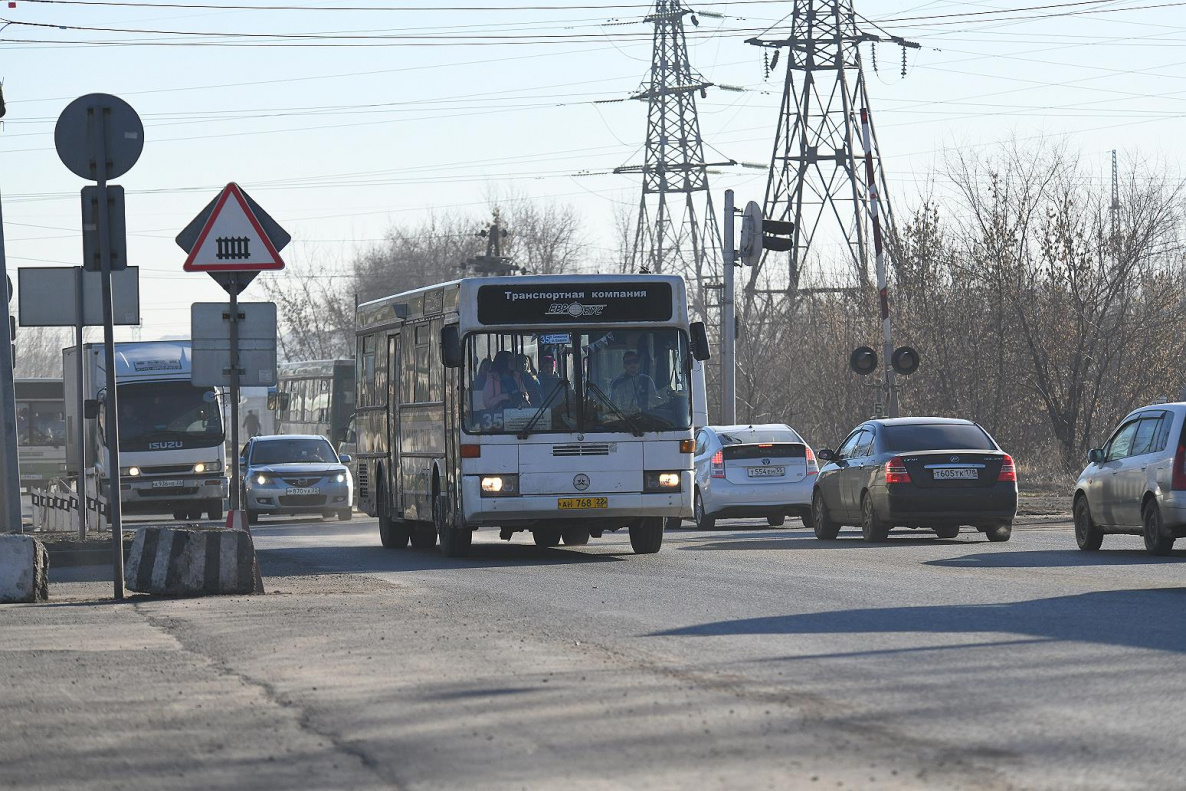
[54,94,144,181]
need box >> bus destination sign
[477,282,673,325]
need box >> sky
[0,0,1182,343]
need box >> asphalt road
[5,515,1185,790]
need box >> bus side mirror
[689,322,711,361]
[83,399,100,420]
[440,325,463,369]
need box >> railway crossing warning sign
[180,182,285,272]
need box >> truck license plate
[151,479,184,488]
[286,487,320,496]
[933,468,977,480]
[558,497,608,510]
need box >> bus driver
[610,350,661,413]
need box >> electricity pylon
[746,1,917,291]
[615,0,732,322]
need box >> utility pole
[746,1,916,292]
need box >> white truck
[64,340,229,521]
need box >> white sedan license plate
[286,487,320,496]
[748,466,785,478]
[151,479,184,489]
[933,468,978,480]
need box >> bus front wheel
[377,482,410,549]
[629,517,664,554]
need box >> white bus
[354,274,710,557]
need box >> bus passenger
[471,358,491,411]
[484,351,530,410]
[516,353,543,405]
[610,350,661,413]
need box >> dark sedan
[811,417,1017,542]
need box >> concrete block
[0,535,50,603]
[124,527,257,597]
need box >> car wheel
[562,528,590,545]
[1142,502,1174,556]
[767,515,786,527]
[187,509,203,521]
[533,528,561,547]
[1073,495,1103,551]
[629,517,664,554]
[208,502,224,522]
[694,488,716,531]
[986,521,1012,542]
[172,510,188,521]
[246,509,259,525]
[436,493,472,558]
[811,490,840,540]
[934,525,960,539]
[338,508,353,521]
[861,493,890,542]
[377,482,410,549]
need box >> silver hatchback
[1073,404,1186,555]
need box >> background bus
[15,378,66,490]
[273,359,356,445]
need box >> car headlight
[336,473,346,483]
[480,474,519,497]
[194,461,222,474]
[644,470,682,493]
[121,466,140,477]
[254,473,269,486]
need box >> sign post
[19,266,140,540]
[178,183,287,595]
[55,94,143,599]
[0,188,22,534]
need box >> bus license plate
[151,480,183,488]
[286,487,320,496]
[933,468,977,480]
[748,466,785,477]
[558,497,607,510]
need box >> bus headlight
[644,471,682,493]
[122,466,140,477]
[480,475,518,496]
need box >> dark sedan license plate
[286,487,320,496]
[933,468,978,480]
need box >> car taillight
[711,450,725,478]
[805,446,818,475]
[1173,443,1186,491]
[885,456,911,484]
[997,454,1016,483]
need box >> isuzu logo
[573,474,590,491]
[148,441,183,450]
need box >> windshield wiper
[584,380,644,437]
[517,379,569,440]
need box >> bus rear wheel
[533,528,561,547]
[629,517,664,554]
[377,482,410,549]
[436,494,472,558]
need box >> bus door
[386,334,402,517]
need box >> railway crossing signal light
[891,346,920,376]
[849,346,877,376]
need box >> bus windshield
[106,381,225,451]
[464,328,692,435]
[16,401,65,447]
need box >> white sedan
[689,423,818,529]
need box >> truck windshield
[108,381,225,451]
[463,328,692,435]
